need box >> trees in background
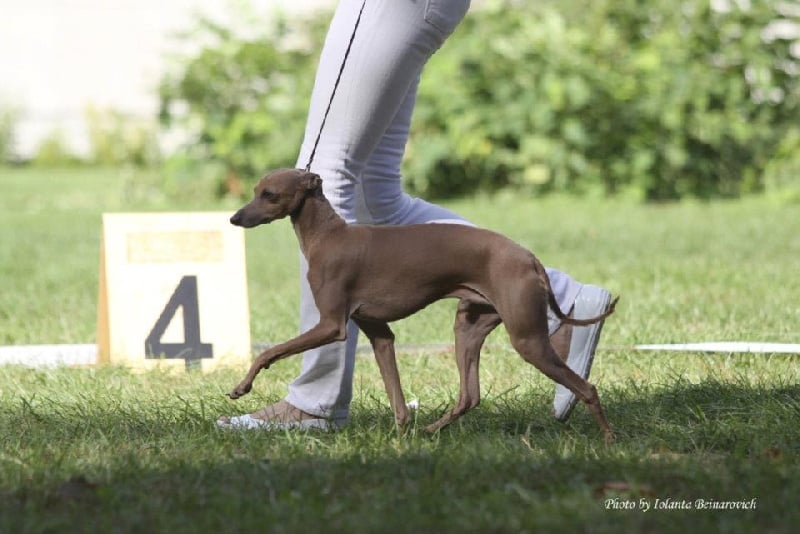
[156,0,799,200]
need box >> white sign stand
[96,213,251,371]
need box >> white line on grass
[1,341,798,368]
[634,342,800,354]
[0,344,97,367]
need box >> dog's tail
[534,259,619,326]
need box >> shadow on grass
[2,379,798,533]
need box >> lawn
[1,167,799,532]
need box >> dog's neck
[290,190,346,257]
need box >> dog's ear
[302,172,322,191]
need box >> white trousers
[286,0,581,420]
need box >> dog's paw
[227,383,252,399]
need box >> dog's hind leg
[354,318,410,429]
[509,330,614,444]
[425,300,501,433]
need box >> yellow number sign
[96,213,251,371]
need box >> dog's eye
[260,190,278,201]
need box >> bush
[32,129,82,167]
[159,0,800,200]
[409,0,800,200]
[84,105,161,167]
[0,103,20,164]
[762,126,800,201]
[159,10,328,196]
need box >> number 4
[145,275,213,370]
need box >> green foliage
[84,106,161,167]
[159,9,329,195]
[32,129,82,167]
[159,0,799,200]
[27,108,160,169]
[410,0,800,199]
[762,126,800,201]
[0,103,20,163]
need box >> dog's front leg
[353,318,410,430]
[228,318,346,399]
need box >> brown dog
[228,168,617,442]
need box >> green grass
[1,167,799,532]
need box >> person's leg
[286,68,583,424]
[219,0,603,429]
[283,0,474,423]
[294,0,471,224]
[353,76,471,227]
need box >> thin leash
[304,0,367,172]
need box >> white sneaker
[553,285,611,421]
[216,400,346,431]
[215,413,342,431]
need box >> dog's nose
[230,211,243,226]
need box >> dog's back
[313,222,542,323]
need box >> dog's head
[230,168,322,228]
